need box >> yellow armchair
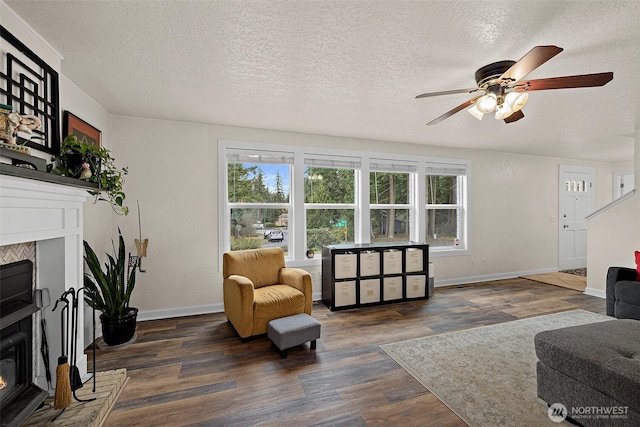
[223,247,312,338]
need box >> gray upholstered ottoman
[535,319,640,426]
[268,313,320,358]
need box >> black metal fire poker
[69,287,95,402]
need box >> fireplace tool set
[51,287,96,415]
[34,288,52,391]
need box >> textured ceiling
[5,0,640,162]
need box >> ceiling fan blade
[500,45,563,83]
[514,72,613,91]
[426,97,480,126]
[504,110,524,124]
[416,88,480,99]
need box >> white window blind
[226,149,294,165]
[425,162,467,176]
[305,155,361,169]
[370,159,417,173]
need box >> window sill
[429,248,470,258]
[286,258,322,268]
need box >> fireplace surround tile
[0,242,36,265]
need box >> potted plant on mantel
[83,228,138,346]
[50,135,129,215]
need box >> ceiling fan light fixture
[476,94,498,113]
[467,104,484,120]
[415,46,613,126]
[494,104,514,120]
[505,91,529,112]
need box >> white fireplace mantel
[1,173,92,392]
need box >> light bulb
[467,104,484,120]
[495,103,514,120]
[504,91,529,112]
[476,94,498,113]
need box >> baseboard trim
[137,304,224,321]
[139,295,327,321]
[583,287,606,299]
[137,268,574,320]
[434,267,558,288]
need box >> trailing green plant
[83,228,136,318]
[51,135,129,215]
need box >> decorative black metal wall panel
[1,25,60,155]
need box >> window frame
[424,162,469,255]
[303,156,360,255]
[223,148,294,258]
[369,160,416,243]
[219,141,470,268]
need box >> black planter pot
[100,307,138,346]
[64,152,84,178]
[61,152,100,179]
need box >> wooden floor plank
[90,278,606,426]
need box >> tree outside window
[370,171,411,243]
[426,174,461,247]
[221,143,468,260]
[304,166,356,253]
[227,162,290,253]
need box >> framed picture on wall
[63,111,101,147]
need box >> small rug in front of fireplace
[23,369,128,427]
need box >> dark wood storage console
[322,242,429,311]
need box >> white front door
[559,165,594,270]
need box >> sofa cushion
[606,267,639,317]
[535,319,640,412]
[615,282,640,320]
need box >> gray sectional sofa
[607,266,640,320]
[535,319,640,426]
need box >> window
[370,160,415,243]
[226,149,292,254]
[220,141,469,263]
[304,156,359,255]
[425,162,467,250]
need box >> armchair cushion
[223,247,284,288]
[253,285,305,330]
[223,248,312,338]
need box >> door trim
[558,165,595,270]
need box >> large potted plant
[51,135,129,215]
[83,229,138,346]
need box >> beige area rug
[521,272,586,292]
[24,369,128,427]
[381,310,609,427]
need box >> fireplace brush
[52,294,72,411]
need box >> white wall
[2,2,113,250]
[587,133,639,298]
[4,0,629,323]
[3,2,114,343]
[110,115,615,320]
[1,2,60,72]
[59,75,114,251]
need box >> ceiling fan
[416,45,613,126]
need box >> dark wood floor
[92,278,606,427]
